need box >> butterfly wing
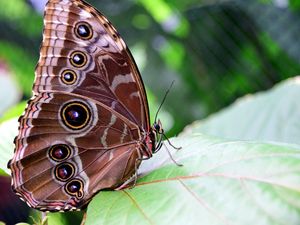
[9,0,152,211]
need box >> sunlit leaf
[0,101,26,123]
[0,42,36,96]
[86,135,300,225]
[0,118,18,175]
[0,69,21,116]
[182,77,300,145]
[0,1,30,19]
[47,213,69,225]
[47,211,83,225]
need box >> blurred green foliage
[2,0,300,136]
[1,0,300,135]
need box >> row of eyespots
[61,22,93,85]
[49,145,84,199]
[54,22,94,198]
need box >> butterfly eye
[75,22,93,40]
[70,51,87,68]
[61,70,77,85]
[55,163,75,181]
[65,179,84,199]
[49,144,71,161]
[61,101,91,130]
[154,123,160,131]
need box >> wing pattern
[9,0,154,211]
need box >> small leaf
[0,169,7,176]
[47,211,84,225]
[0,67,21,115]
[0,101,26,123]
[0,118,18,175]
[86,135,300,225]
[47,213,68,225]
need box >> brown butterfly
[8,0,166,212]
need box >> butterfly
[8,0,166,212]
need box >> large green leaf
[181,77,300,145]
[2,120,300,225]
[86,135,300,225]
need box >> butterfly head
[144,119,163,155]
[151,119,183,166]
[153,119,164,134]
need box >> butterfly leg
[129,157,143,189]
[115,147,143,190]
[114,160,140,190]
[162,142,183,167]
[80,211,87,225]
[41,212,48,225]
[154,133,163,153]
[162,133,182,151]
[155,132,183,166]
[147,135,183,167]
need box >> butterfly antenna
[154,80,175,123]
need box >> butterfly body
[8,0,159,212]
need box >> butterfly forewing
[9,0,154,212]
[36,0,150,128]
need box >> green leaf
[47,211,84,225]
[0,69,21,116]
[0,0,30,20]
[0,101,26,123]
[290,0,300,10]
[47,213,69,225]
[0,169,7,176]
[0,118,18,175]
[182,77,300,145]
[86,135,300,225]
[0,41,36,96]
